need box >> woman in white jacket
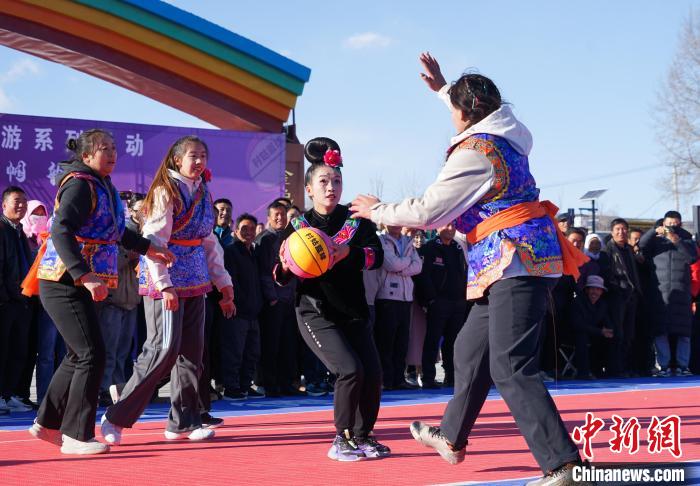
[374,226,422,390]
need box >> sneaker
[676,368,693,376]
[222,389,247,401]
[98,391,113,408]
[247,386,265,398]
[164,427,215,441]
[525,462,585,485]
[200,413,224,429]
[322,380,335,395]
[409,421,465,465]
[405,373,419,387]
[60,435,109,455]
[100,415,123,445]
[0,398,10,413]
[653,368,672,378]
[6,396,32,412]
[355,434,391,458]
[305,383,328,397]
[281,385,306,396]
[19,397,39,410]
[327,432,365,462]
[109,384,121,404]
[28,420,63,446]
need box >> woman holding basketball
[275,137,386,462]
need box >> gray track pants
[105,295,205,433]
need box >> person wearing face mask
[275,137,387,461]
[18,201,65,408]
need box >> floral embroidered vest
[139,178,215,298]
[453,134,562,299]
[38,172,125,288]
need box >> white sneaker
[60,435,109,455]
[108,384,120,404]
[164,427,215,441]
[100,414,123,445]
[28,420,63,446]
[6,396,32,412]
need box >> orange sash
[466,200,589,281]
[168,238,203,247]
[21,234,117,297]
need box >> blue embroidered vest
[453,134,562,299]
[139,179,215,298]
[38,172,125,288]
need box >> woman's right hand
[419,52,447,92]
[81,272,108,302]
[162,288,179,312]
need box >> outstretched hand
[419,52,447,92]
[349,194,380,220]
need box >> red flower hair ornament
[323,149,343,168]
[202,168,212,183]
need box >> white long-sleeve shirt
[141,169,232,292]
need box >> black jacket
[571,293,612,337]
[414,238,467,305]
[221,237,262,320]
[602,239,641,296]
[639,227,697,336]
[51,160,149,281]
[276,205,383,322]
[255,228,295,304]
[0,216,32,303]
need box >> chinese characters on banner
[572,412,682,460]
[0,113,286,219]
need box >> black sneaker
[222,389,247,401]
[19,397,39,410]
[355,434,391,458]
[327,432,365,462]
[247,386,265,398]
[421,380,442,389]
[200,413,224,429]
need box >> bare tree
[368,175,384,200]
[654,9,700,206]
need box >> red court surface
[1,386,698,485]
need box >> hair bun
[66,138,78,151]
[304,137,341,165]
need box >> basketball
[283,227,333,278]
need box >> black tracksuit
[414,238,469,385]
[276,205,384,436]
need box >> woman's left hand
[349,194,380,220]
[328,242,350,268]
[219,285,236,319]
[147,245,176,267]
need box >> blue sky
[0,0,697,223]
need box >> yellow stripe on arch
[20,0,298,109]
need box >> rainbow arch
[0,0,311,131]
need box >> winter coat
[639,227,697,337]
[373,233,422,302]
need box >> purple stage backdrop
[0,113,285,219]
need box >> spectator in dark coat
[602,218,642,376]
[0,186,33,413]
[413,222,468,388]
[219,214,263,400]
[571,275,615,379]
[639,211,697,376]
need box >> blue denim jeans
[654,334,691,368]
[98,304,137,392]
[36,307,65,403]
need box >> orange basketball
[283,227,333,278]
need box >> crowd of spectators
[1,182,698,415]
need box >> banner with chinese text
[0,113,285,219]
